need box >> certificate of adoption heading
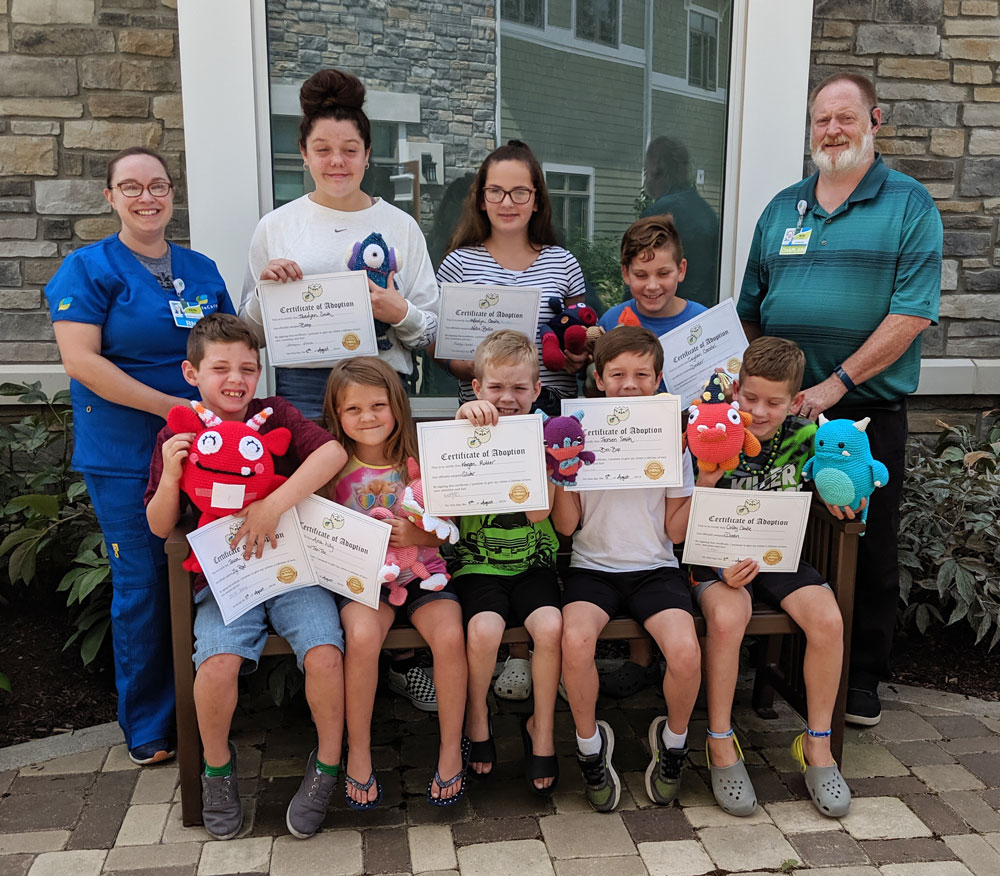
[560,396,682,490]
[295,494,390,610]
[435,284,543,360]
[681,488,811,573]
[659,299,748,407]
[258,271,378,366]
[186,508,317,625]
[417,415,548,516]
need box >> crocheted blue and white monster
[346,232,400,351]
[802,414,888,529]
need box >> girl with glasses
[44,146,235,766]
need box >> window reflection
[265,0,731,398]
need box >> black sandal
[466,710,496,780]
[520,715,559,797]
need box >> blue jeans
[84,473,175,750]
[274,367,333,420]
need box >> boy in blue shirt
[679,336,850,819]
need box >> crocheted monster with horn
[166,401,291,573]
[803,414,888,529]
[686,372,760,472]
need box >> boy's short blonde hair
[473,329,539,382]
[620,214,684,270]
[739,336,806,396]
[187,313,260,369]
[593,326,663,377]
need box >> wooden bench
[167,499,862,826]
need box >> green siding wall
[548,0,571,28]
[622,0,645,49]
[501,38,645,237]
[650,90,726,212]
[652,0,687,78]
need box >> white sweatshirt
[240,195,438,374]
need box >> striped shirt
[737,155,941,403]
[436,245,587,402]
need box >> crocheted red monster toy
[167,401,291,573]
[686,373,761,472]
[541,297,601,372]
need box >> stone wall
[0,0,183,367]
[811,0,1000,361]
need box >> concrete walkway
[3,675,1000,876]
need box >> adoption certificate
[659,299,749,407]
[681,487,812,573]
[435,284,543,359]
[560,396,683,490]
[417,415,548,517]
[186,508,317,625]
[295,494,390,610]
[257,271,378,366]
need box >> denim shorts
[193,585,345,673]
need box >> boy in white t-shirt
[552,326,700,812]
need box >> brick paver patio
[2,669,1000,875]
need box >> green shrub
[0,382,111,665]
[898,411,1000,649]
[566,234,626,313]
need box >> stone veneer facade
[0,0,995,429]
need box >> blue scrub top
[45,234,235,478]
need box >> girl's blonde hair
[322,357,419,474]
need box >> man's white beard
[811,129,875,177]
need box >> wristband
[443,359,454,378]
[834,364,855,391]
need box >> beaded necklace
[741,428,781,472]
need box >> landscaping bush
[0,383,111,666]
[898,411,1000,649]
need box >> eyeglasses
[111,181,173,198]
[483,185,535,205]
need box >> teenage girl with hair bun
[239,68,439,420]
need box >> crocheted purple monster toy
[346,231,399,351]
[539,409,595,486]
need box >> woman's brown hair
[298,68,372,151]
[105,146,173,188]
[322,357,418,475]
[446,140,558,254]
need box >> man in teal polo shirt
[738,72,942,727]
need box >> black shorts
[453,568,561,627]
[562,566,693,623]
[689,560,828,607]
[335,576,459,621]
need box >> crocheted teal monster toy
[802,414,888,529]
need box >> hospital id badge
[779,227,812,255]
[170,299,204,328]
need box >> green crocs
[791,731,851,817]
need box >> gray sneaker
[286,749,338,839]
[576,719,621,812]
[201,741,242,840]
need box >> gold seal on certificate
[658,299,749,407]
[295,494,392,609]
[186,508,317,626]
[681,488,812,573]
[257,271,378,366]
[435,284,543,360]
[561,396,683,491]
[417,416,549,517]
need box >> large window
[688,9,719,91]
[263,0,732,400]
[575,0,619,47]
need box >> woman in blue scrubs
[45,147,235,764]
